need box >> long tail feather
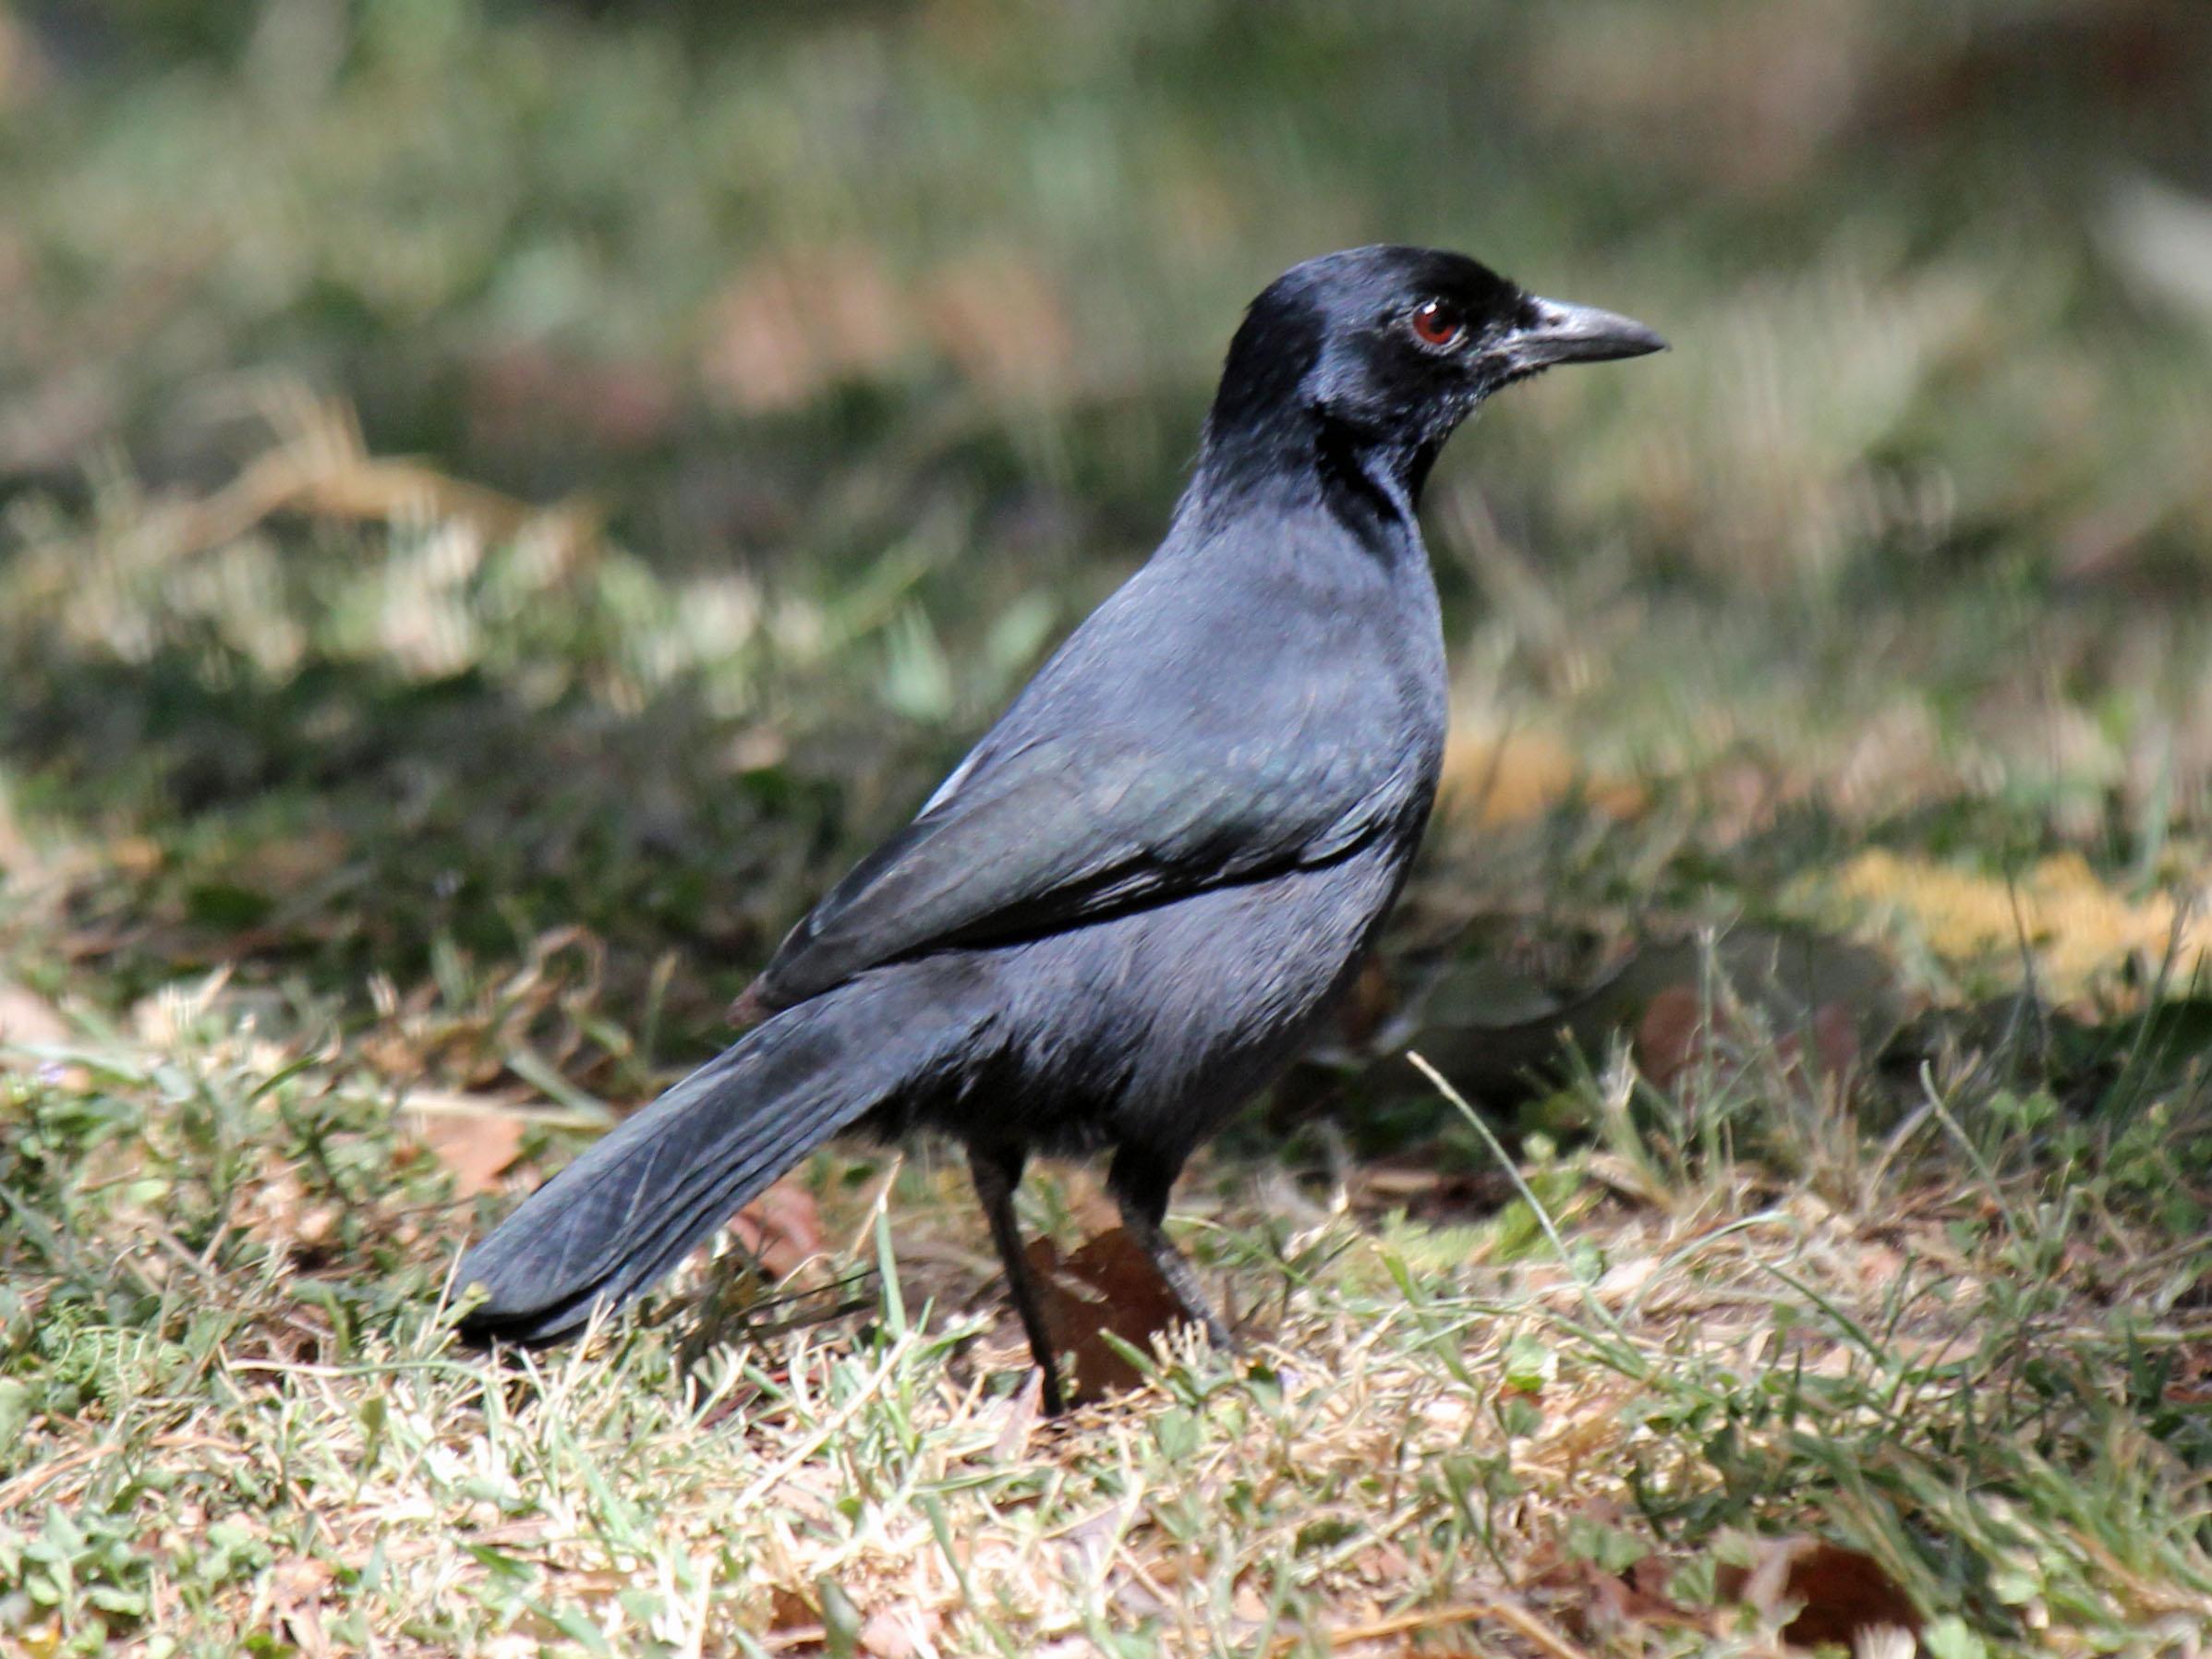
[454,975,973,1344]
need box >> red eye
[1409,298,1464,348]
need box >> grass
[6,0,2212,1653]
[7,974,2212,1654]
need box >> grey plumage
[454,245,1662,1410]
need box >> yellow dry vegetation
[1828,848,2211,996]
[1437,724,1647,828]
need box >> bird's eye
[1408,298,1466,349]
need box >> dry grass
[6,957,2212,1654]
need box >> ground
[4,2,2212,1654]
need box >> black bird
[454,246,1662,1411]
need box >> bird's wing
[746,705,1411,1011]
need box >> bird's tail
[453,974,974,1345]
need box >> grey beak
[1504,295,1667,371]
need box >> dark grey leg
[1106,1146,1237,1351]
[966,1145,1067,1416]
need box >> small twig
[141,1221,225,1287]
[399,1087,611,1132]
[0,1441,118,1511]
[222,1357,484,1381]
[1474,1599,1596,1659]
[759,1624,827,1652]
[0,1430,246,1514]
[1862,1098,1937,1208]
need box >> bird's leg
[1106,1146,1237,1351]
[966,1145,1066,1416]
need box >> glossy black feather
[453,245,1662,1390]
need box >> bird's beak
[1501,296,1668,372]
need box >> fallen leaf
[1230,1576,1270,1625]
[859,1603,940,1658]
[1720,1536,1921,1648]
[1637,977,1873,1092]
[1807,998,1863,1074]
[272,1556,335,1659]
[0,982,66,1047]
[1407,923,1903,1103]
[730,1180,826,1280]
[1594,1253,1661,1303]
[406,1111,526,1196]
[763,1584,819,1644]
[1635,984,1707,1090]
[1024,1228,1186,1405]
[989,1366,1046,1461]
[1350,1542,1409,1584]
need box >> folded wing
[748,687,1415,1012]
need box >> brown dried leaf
[764,1583,817,1636]
[1807,998,1863,1074]
[1634,984,1707,1090]
[1719,1536,1921,1648]
[1024,1228,1185,1405]
[1230,1576,1270,1626]
[989,1366,1046,1461]
[407,1111,526,1197]
[730,1180,827,1280]
[1349,1542,1409,1585]
[272,1556,336,1659]
[1636,981,1870,1092]
[0,981,67,1048]
[858,1603,940,1658]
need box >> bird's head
[1202,244,1663,507]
